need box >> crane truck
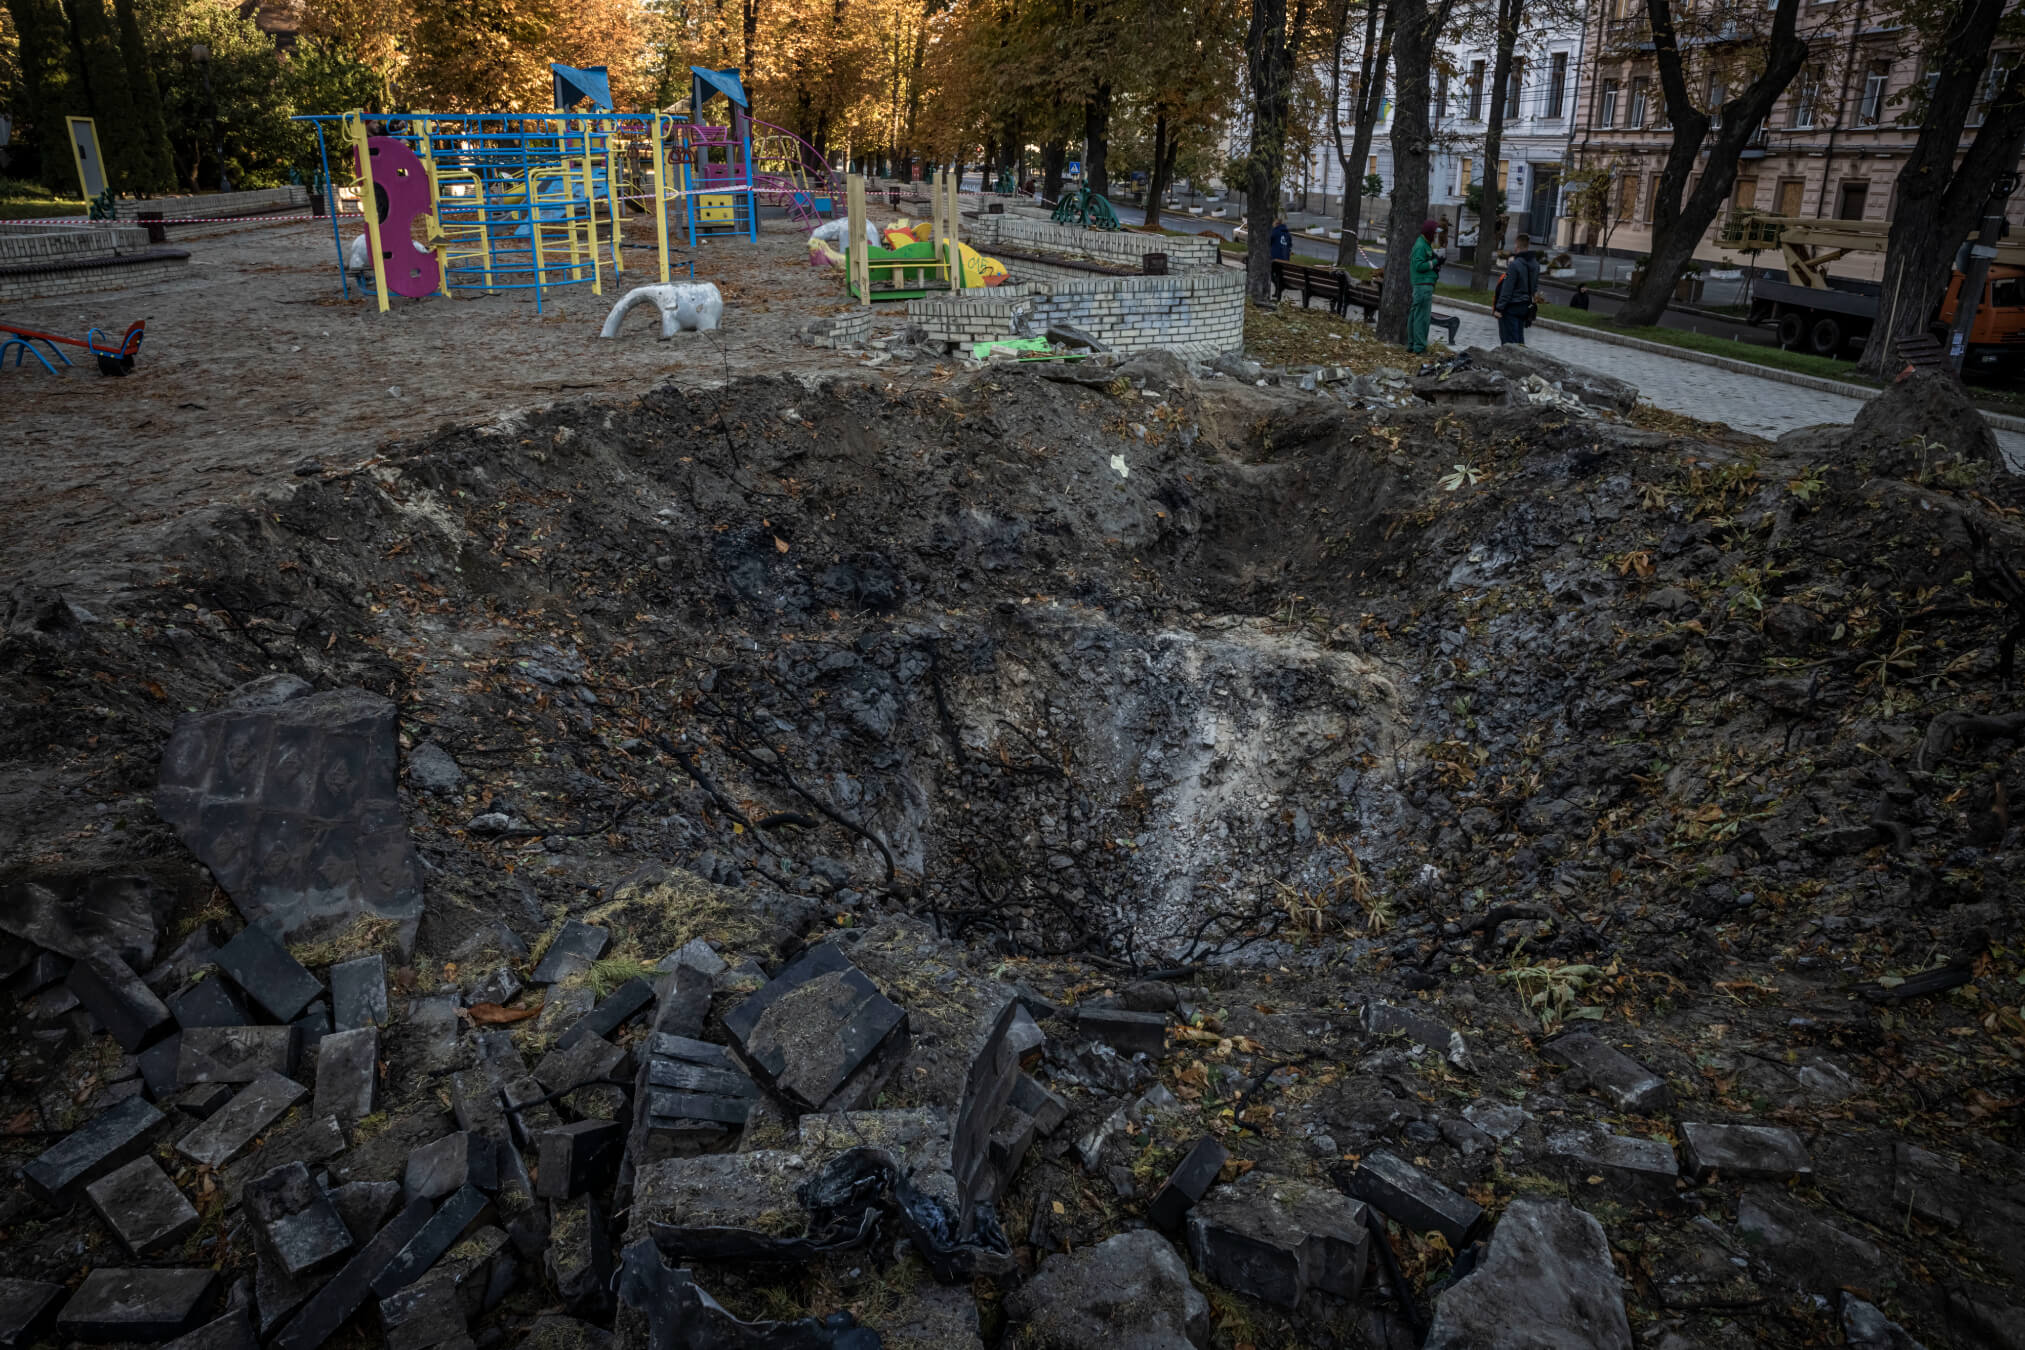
[1723,215,2025,371]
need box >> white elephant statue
[599,283,724,339]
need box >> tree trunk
[67,0,144,194]
[1858,1,2025,377]
[6,0,78,192]
[1380,0,1448,341]
[1044,141,1066,201]
[1244,0,1306,304]
[1146,113,1171,228]
[1469,0,1523,292]
[1084,81,1112,197]
[1337,2,1393,267]
[742,0,760,89]
[1616,0,1807,326]
[898,2,931,188]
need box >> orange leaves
[467,1001,540,1024]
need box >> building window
[1468,60,1486,119]
[1368,155,1378,177]
[1630,77,1650,128]
[1733,175,1759,210]
[1790,65,1822,128]
[1776,179,1805,216]
[1459,157,1474,196]
[1859,60,1890,125]
[1507,58,1525,120]
[1436,69,1450,118]
[1600,79,1620,127]
[1547,53,1568,118]
[1976,52,2019,125]
[1617,172,1639,220]
[1836,181,1869,219]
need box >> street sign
[66,116,106,198]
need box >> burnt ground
[1,273,2024,1350]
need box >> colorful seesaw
[0,319,145,376]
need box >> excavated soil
[3,344,2024,1348]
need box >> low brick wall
[969,215,1220,272]
[118,186,310,220]
[0,222,187,300]
[908,269,1244,358]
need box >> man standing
[1408,219,1442,353]
[1270,218,1294,262]
[1493,233,1541,345]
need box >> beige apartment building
[1563,0,2024,282]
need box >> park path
[1444,309,2025,471]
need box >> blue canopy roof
[690,67,750,111]
[551,63,614,111]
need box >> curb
[1440,296,2025,435]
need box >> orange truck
[1725,215,2025,370]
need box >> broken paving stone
[212,925,324,1024]
[1543,1034,1670,1115]
[24,1092,167,1202]
[1349,1150,1484,1246]
[57,1268,217,1342]
[546,1193,614,1314]
[144,925,220,997]
[247,1161,355,1276]
[406,742,465,794]
[1149,1136,1229,1231]
[400,994,463,1076]
[534,1032,629,1096]
[293,1001,332,1059]
[1546,1129,1681,1210]
[1006,1005,1046,1058]
[724,944,909,1114]
[172,1082,237,1119]
[330,955,389,1032]
[406,1132,497,1202]
[176,1070,308,1168]
[1006,1230,1208,1350]
[530,921,610,985]
[0,1278,65,1348]
[660,938,726,977]
[1423,1198,1632,1350]
[503,1075,565,1148]
[1678,1122,1811,1182]
[535,1121,626,1200]
[1361,1001,1471,1070]
[1076,1007,1168,1057]
[154,687,425,947]
[220,1114,347,1205]
[314,1027,380,1125]
[138,1032,185,1099]
[1009,1072,1069,1135]
[162,1305,258,1350]
[1188,1169,1369,1308]
[537,986,599,1046]
[168,977,251,1030]
[558,978,655,1050]
[86,1156,200,1256]
[179,1025,298,1085]
[448,1069,510,1142]
[373,1186,493,1298]
[416,1224,512,1320]
[66,949,175,1052]
[1840,1291,1927,1350]
[463,966,521,1010]
[331,1181,403,1241]
[270,1197,434,1350]
[1461,1099,1527,1141]
[1892,1144,1974,1231]
[378,1278,466,1350]
[987,1108,1038,1183]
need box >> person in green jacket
[1408,218,1442,353]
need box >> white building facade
[1295,6,1590,251]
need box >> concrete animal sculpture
[599,283,724,339]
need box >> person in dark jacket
[1569,283,1591,310]
[1493,232,1542,345]
[1270,219,1293,261]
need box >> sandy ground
[0,214,917,579]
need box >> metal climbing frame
[297,110,679,311]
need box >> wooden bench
[1272,260,1363,316]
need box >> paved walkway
[1445,309,2025,470]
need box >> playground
[0,203,936,579]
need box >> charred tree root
[1913,712,2025,772]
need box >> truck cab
[1936,265,2025,372]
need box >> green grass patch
[1535,303,1872,382]
[0,177,86,220]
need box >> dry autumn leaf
[774,536,790,553]
[467,1002,541,1024]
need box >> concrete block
[1187,1170,1368,1308]
[1679,1122,1811,1182]
[314,1027,379,1125]
[213,926,322,1023]
[1348,1150,1482,1245]
[57,1269,216,1342]
[85,1157,200,1256]
[25,1093,168,1202]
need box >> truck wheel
[1776,313,1806,349]
[1809,316,1846,356]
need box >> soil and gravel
[2,226,2024,1350]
